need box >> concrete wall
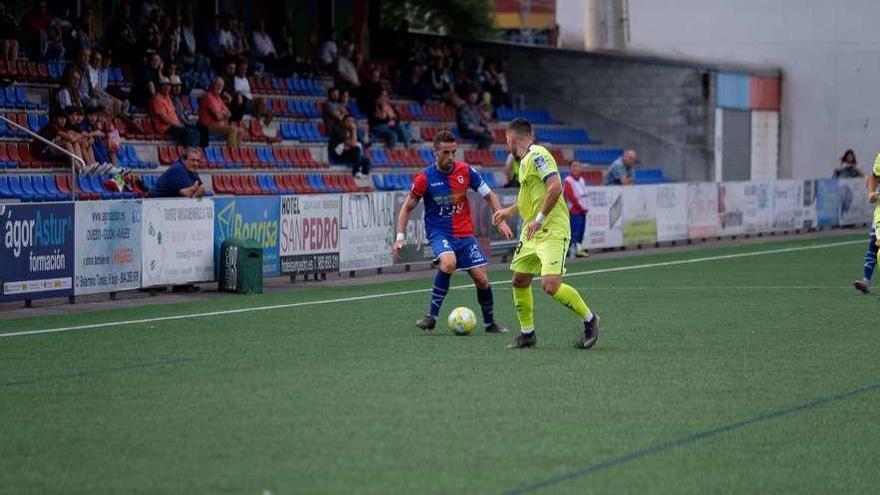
[472,42,717,181]
[625,0,880,179]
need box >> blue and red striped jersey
[410,160,491,238]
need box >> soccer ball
[448,307,477,335]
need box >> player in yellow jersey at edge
[492,118,600,349]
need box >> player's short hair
[507,118,532,136]
[433,130,456,149]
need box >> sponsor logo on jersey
[534,155,550,174]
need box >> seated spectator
[0,3,20,62]
[336,42,360,93]
[357,66,382,119]
[229,60,273,125]
[329,114,371,177]
[65,106,99,170]
[486,59,512,109]
[152,147,207,198]
[53,65,84,114]
[105,3,137,64]
[834,149,862,178]
[178,11,200,69]
[425,56,452,100]
[456,91,493,149]
[83,106,116,171]
[33,111,75,167]
[322,86,347,131]
[150,77,200,146]
[198,77,243,148]
[132,52,164,109]
[371,89,411,148]
[318,35,338,72]
[251,19,277,67]
[203,15,224,65]
[396,65,429,103]
[219,17,247,62]
[604,149,637,186]
[20,0,52,59]
[43,24,65,61]
[169,74,201,130]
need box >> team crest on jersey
[456,175,464,184]
[534,155,549,173]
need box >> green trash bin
[218,238,263,294]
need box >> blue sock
[864,232,878,281]
[476,286,495,325]
[428,270,451,317]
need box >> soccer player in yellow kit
[493,118,600,349]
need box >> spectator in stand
[33,111,75,167]
[329,114,371,178]
[564,161,591,258]
[198,76,243,148]
[20,0,52,59]
[88,49,129,118]
[178,11,199,68]
[71,6,96,52]
[319,34,338,72]
[152,146,206,198]
[357,66,382,120]
[323,86,347,131]
[486,59,512,109]
[219,17,246,62]
[337,42,360,93]
[83,105,115,171]
[161,14,182,63]
[397,65,429,103]
[53,65,84,114]
[52,6,74,37]
[203,15,223,64]
[834,149,862,178]
[131,51,164,108]
[456,91,493,149]
[230,60,273,125]
[74,47,100,107]
[604,149,637,186]
[106,3,138,63]
[64,106,99,172]
[251,19,278,71]
[426,56,452,99]
[371,88,411,148]
[43,24,65,60]
[0,3,20,62]
[151,76,200,147]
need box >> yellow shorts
[510,234,569,276]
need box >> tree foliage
[381,0,496,40]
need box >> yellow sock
[512,286,534,330]
[552,283,591,320]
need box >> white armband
[396,232,405,242]
[477,182,492,198]
[535,212,546,224]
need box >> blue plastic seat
[7,176,30,201]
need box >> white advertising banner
[278,195,341,274]
[621,186,658,245]
[74,200,143,295]
[654,183,688,242]
[720,181,774,236]
[339,192,395,271]
[687,183,720,238]
[141,198,214,286]
[584,186,623,249]
[772,180,817,231]
[838,178,873,226]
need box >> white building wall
[624,0,880,179]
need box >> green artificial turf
[2,234,878,494]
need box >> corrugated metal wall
[720,109,752,181]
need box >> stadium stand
[0,3,646,201]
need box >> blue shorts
[429,234,488,271]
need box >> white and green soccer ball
[448,307,477,335]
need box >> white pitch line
[0,238,863,339]
[496,286,849,291]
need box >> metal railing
[1,114,83,201]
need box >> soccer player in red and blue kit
[392,130,514,332]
